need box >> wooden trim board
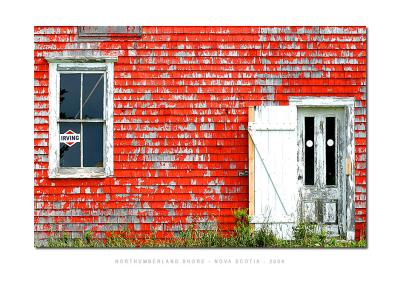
[248,107,255,218]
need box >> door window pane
[83,123,103,167]
[326,117,336,185]
[60,74,81,119]
[82,74,104,119]
[59,123,81,167]
[305,117,314,185]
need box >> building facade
[34,26,367,246]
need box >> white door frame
[288,96,355,240]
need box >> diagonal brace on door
[248,129,288,215]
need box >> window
[77,26,142,41]
[325,117,336,186]
[304,116,315,186]
[46,58,115,178]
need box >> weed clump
[43,209,366,248]
[47,232,104,248]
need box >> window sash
[57,70,106,169]
[58,119,105,123]
[58,121,105,169]
[57,71,106,120]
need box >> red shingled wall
[34,26,367,245]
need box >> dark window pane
[305,117,314,185]
[326,117,336,185]
[82,74,104,119]
[83,123,103,167]
[60,74,81,119]
[60,123,81,167]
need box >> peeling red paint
[34,26,367,244]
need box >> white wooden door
[297,107,345,236]
[248,106,298,239]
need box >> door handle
[298,175,303,180]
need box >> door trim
[289,96,355,240]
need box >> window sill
[48,167,110,179]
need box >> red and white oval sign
[60,130,80,147]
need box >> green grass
[44,209,366,248]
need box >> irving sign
[60,130,80,147]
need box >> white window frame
[46,57,116,178]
